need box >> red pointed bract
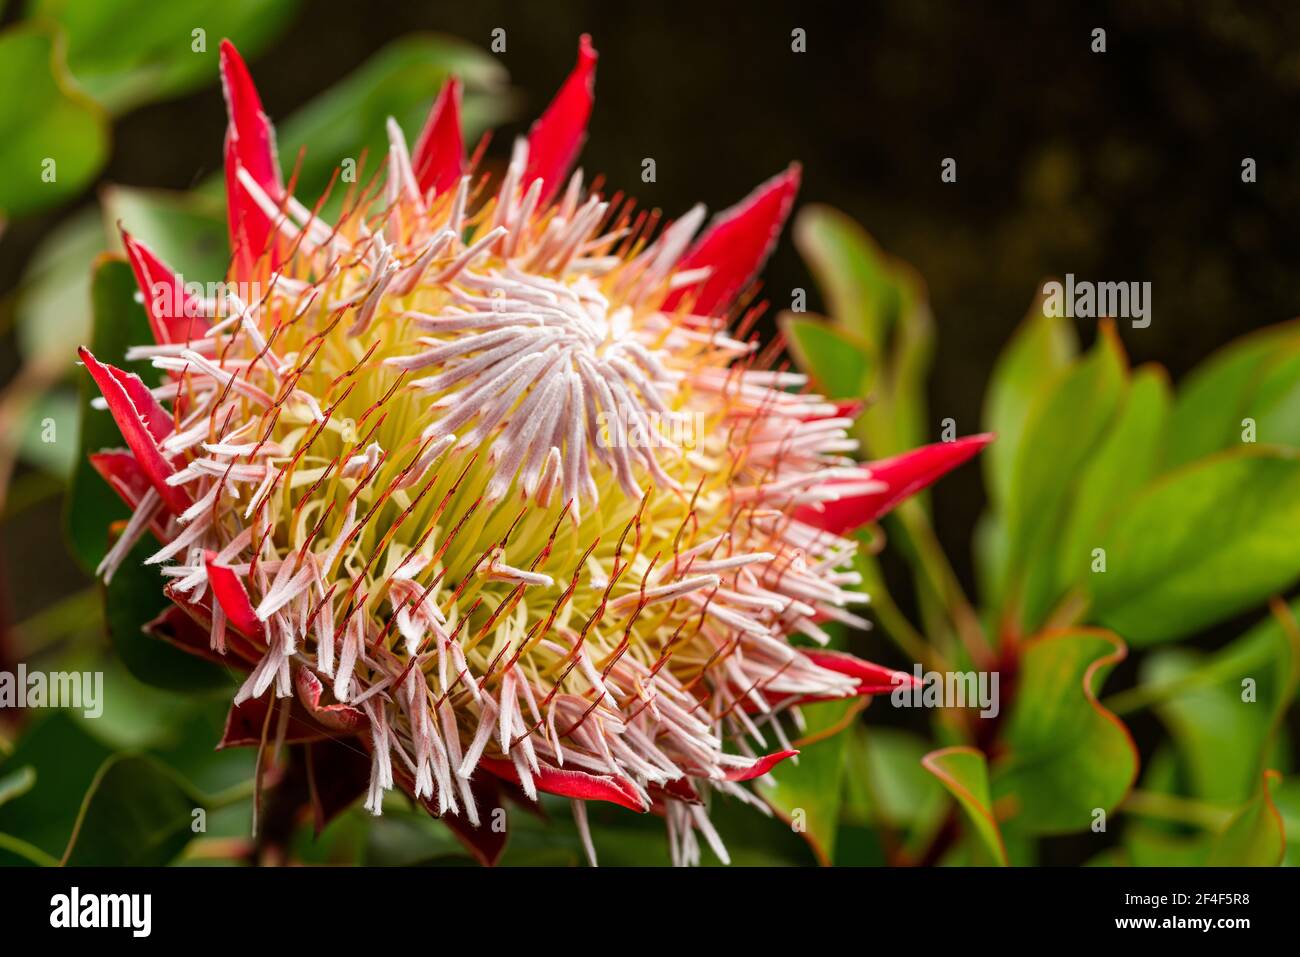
[749,650,914,711]
[105,364,172,443]
[479,756,647,812]
[723,749,798,782]
[89,450,153,508]
[220,39,284,275]
[204,550,265,640]
[795,433,995,535]
[121,228,206,345]
[79,347,190,514]
[664,164,801,316]
[412,76,465,197]
[802,649,918,696]
[524,34,597,205]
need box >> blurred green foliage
[786,210,1296,867]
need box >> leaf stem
[0,832,60,867]
[1120,790,1232,830]
[895,500,991,666]
[206,778,257,810]
[11,586,102,656]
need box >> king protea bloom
[80,36,991,866]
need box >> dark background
[7,0,1300,598]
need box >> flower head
[81,36,990,865]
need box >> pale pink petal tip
[78,346,189,514]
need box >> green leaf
[1090,446,1300,645]
[365,808,471,866]
[0,766,36,808]
[794,204,904,347]
[1164,321,1300,470]
[1207,770,1286,866]
[1247,346,1300,448]
[63,754,200,865]
[0,713,112,860]
[15,386,79,478]
[1273,776,1300,866]
[843,725,945,828]
[64,257,153,573]
[1136,601,1298,804]
[993,629,1137,834]
[793,204,933,457]
[60,650,211,751]
[14,207,104,366]
[31,0,300,114]
[972,510,1007,612]
[1001,325,1126,628]
[755,699,855,866]
[0,23,109,218]
[1054,366,1171,596]
[779,313,871,399]
[255,34,512,212]
[922,746,1008,865]
[981,287,1078,511]
[1124,826,1212,866]
[842,725,947,861]
[1142,653,1276,805]
[145,698,255,796]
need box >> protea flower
[80,35,991,866]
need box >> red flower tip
[664,163,801,317]
[89,450,152,507]
[725,749,799,782]
[796,432,995,535]
[525,33,598,205]
[803,649,918,696]
[79,347,190,514]
[219,38,283,274]
[479,756,647,813]
[803,399,865,422]
[120,227,206,346]
[412,76,465,197]
[204,549,265,640]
